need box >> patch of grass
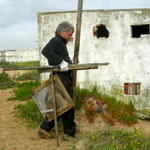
[0,72,16,89]
[0,61,40,69]
[13,101,43,128]
[9,81,41,101]
[13,61,40,68]
[138,109,150,116]
[0,72,10,82]
[107,99,137,125]
[0,61,16,68]
[15,71,40,81]
[82,129,150,150]
[75,86,137,125]
[13,101,64,129]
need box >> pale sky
[0,0,150,50]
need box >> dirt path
[0,79,150,150]
[0,89,71,150]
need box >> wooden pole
[50,72,59,146]
[73,0,83,96]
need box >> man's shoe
[38,128,55,139]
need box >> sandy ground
[0,70,150,150]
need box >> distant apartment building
[0,48,39,62]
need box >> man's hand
[59,60,69,71]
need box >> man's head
[55,21,74,42]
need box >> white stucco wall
[0,48,39,62]
[38,9,150,109]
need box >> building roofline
[37,8,150,16]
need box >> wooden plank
[3,63,109,72]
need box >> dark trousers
[40,75,76,136]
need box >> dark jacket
[42,35,72,65]
[42,35,72,85]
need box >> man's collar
[56,35,67,44]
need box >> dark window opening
[124,83,141,95]
[93,24,109,38]
[131,25,150,38]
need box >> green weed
[0,61,40,69]
[0,72,16,89]
[0,72,10,82]
[107,100,137,125]
[13,61,40,67]
[13,101,43,128]
[9,81,41,101]
[138,109,150,116]
[13,101,64,129]
[0,61,16,68]
[15,71,40,81]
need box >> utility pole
[73,0,83,96]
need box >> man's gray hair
[55,21,74,35]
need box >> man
[39,21,76,138]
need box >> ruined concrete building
[38,8,150,110]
